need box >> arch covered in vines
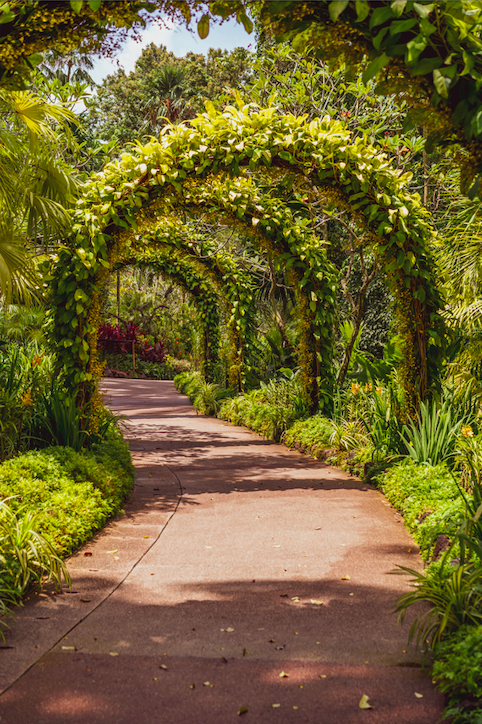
[48,102,444,412]
[114,245,223,381]
[116,216,259,391]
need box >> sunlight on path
[0,380,444,723]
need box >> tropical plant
[401,396,472,466]
[393,560,482,650]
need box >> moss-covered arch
[116,216,259,392]
[112,245,223,380]
[49,103,444,412]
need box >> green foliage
[0,429,134,556]
[254,0,482,199]
[433,624,482,724]
[48,101,442,413]
[402,395,473,466]
[283,415,333,456]
[218,372,308,442]
[378,461,464,558]
[0,497,70,606]
[394,561,482,650]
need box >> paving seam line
[0,459,184,696]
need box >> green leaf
[328,1,349,21]
[433,68,450,98]
[355,0,370,22]
[369,6,393,29]
[70,0,83,13]
[461,50,475,77]
[362,52,390,83]
[471,108,482,138]
[413,2,434,18]
[389,18,417,35]
[410,56,442,75]
[390,0,407,16]
[87,0,101,9]
[406,34,427,63]
[0,6,14,23]
[238,11,253,33]
[197,14,210,39]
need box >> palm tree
[0,89,78,301]
[145,65,190,127]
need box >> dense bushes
[433,626,482,724]
[0,428,134,635]
[378,462,464,560]
[0,428,134,557]
[103,351,190,380]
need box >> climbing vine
[47,101,443,412]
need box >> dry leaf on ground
[359,694,372,709]
[341,575,351,580]
[279,671,289,678]
[414,692,423,698]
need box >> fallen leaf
[106,549,118,554]
[275,646,285,651]
[268,639,276,643]
[319,674,327,679]
[109,652,119,657]
[359,694,372,709]
[293,705,299,710]
[311,599,323,605]
[160,664,168,670]
[84,552,93,557]
[144,535,149,539]
[190,684,195,689]
[61,646,75,651]
[226,627,234,632]
[237,706,248,715]
[414,692,423,699]
[203,681,210,686]
[152,677,158,681]
[113,556,120,561]
[279,671,289,678]
[272,704,281,708]
[341,575,351,580]
[80,598,91,603]
[273,545,281,548]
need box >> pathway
[0,380,444,723]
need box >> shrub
[283,415,333,455]
[0,429,134,556]
[377,461,464,558]
[433,625,482,724]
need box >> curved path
[0,380,444,723]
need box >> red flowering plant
[98,323,166,363]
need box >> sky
[90,17,255,84]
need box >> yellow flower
[351,383,360,395]
[31,354,43,368]
[462,425,474,438]
[22,389,33,407]
[364,383,373,392]
[376,386,383,395]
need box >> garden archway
[116,216,259,391]
[48,103,443,412]
[110,245,223,381]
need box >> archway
[48,103,443,412]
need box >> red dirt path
[0,379,444,723]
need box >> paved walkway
[0,380,444,723]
